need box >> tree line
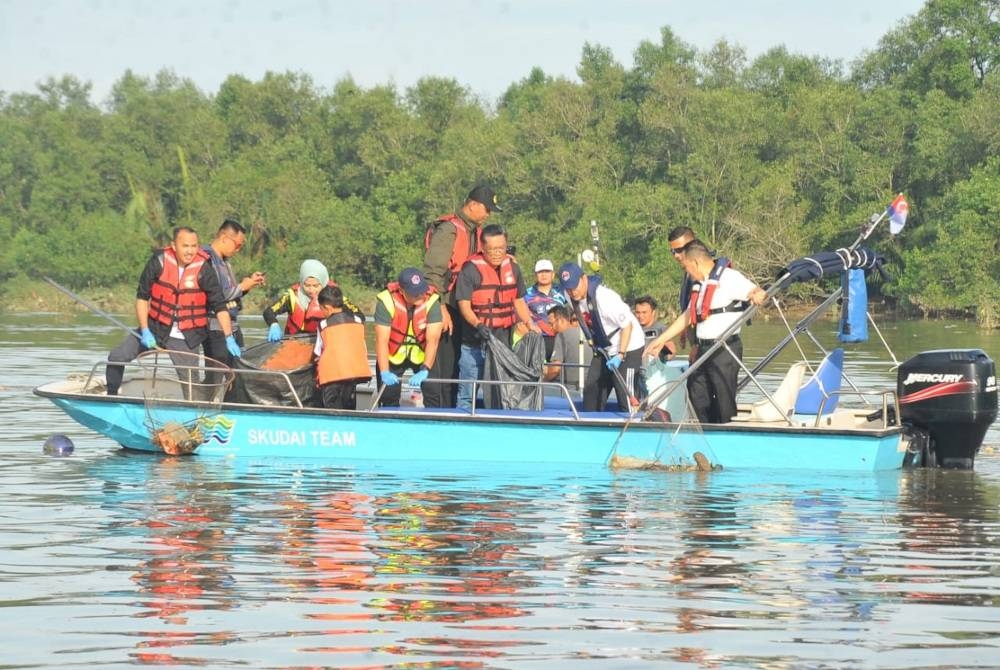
[2,0,998,326]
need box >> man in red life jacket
[105,226,239,398]
[644,241,767,423]
[454,224,539,411]
[422,184,501,407]
[373,268,443,407]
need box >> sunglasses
[670,242,691,256]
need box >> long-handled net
[608,357,719,472]
[137,350,234,456]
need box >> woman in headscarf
[263,260,335,341]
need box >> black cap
[467,184,503,212]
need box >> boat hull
[37,385,908,472]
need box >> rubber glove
[408,368,429,387]
[380,370,400,386]
[476,323,492,341]
[225,335,241,358]
[605,353,623,371]
[267,323,283,343]
[139,327,157,349]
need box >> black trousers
[422,304,461,408]
[106,332,202,399]
[320,381,358,410]
[583,348,645,412]
[687,336,743,423]
[203,327,244,400]
[376,359,422,407]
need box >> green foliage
[2,3,1000,326]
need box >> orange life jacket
[378,283,440,364]
[148,247,210,330]
[316,311,371,384]
[469,254,519,329]
[425,214,480,293]
[286,281,337,335]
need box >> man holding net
[105,226,240,399]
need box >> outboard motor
[897,349,998,469]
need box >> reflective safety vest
[469,254,519,329]
[286,281,337,335]
[688,257,747,325]
[376,283,440,366]
[316,312,371,384]
[148,247,210,330]
[425,214,480,293]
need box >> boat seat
[748,361,808,422]
[795,347,844,414]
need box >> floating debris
[609,451,720,472]
[151,421,203,456]
[43,434,75,456]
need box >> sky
[0,0,927,106]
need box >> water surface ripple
[1,314,998,668]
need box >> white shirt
[693,267,758,340]
[578,284,645,355]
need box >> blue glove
[408,369,429,387]
[476,323,492,341]
[380,370,400,386]
[267,323,282,343]
[139,327,157,349]
[605,353,623,371]
[225,335,241,358]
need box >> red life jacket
[148,247,210,330]
[424,214,480,292]
[380,282,440,358]
[286,281,337,335]
[688,258,746,325]
[469,254,519,329]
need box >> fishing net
[227,336,319,407]
[607,357,719,472]
[138,350,233,456]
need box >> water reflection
[891,469,1000,610]
[10,304,1000,670]
[94,456,239,665]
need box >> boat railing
[87,358,309,407]
[798,389,900,429]
[86,358,583,418]
[368,377,583,420]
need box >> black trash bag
[228,336,319,407]
[482,331,545,410]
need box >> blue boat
[36,368,916,470]
[35,219,998,471]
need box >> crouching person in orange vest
[373,268,443,407]
[313,285,371,410]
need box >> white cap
[534,259,554,272]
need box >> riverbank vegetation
[2,1,998,326]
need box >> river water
[2,313,999,668]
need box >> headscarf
[296,259,329,310]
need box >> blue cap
[558,262,584,290]
[397,267,429,296]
